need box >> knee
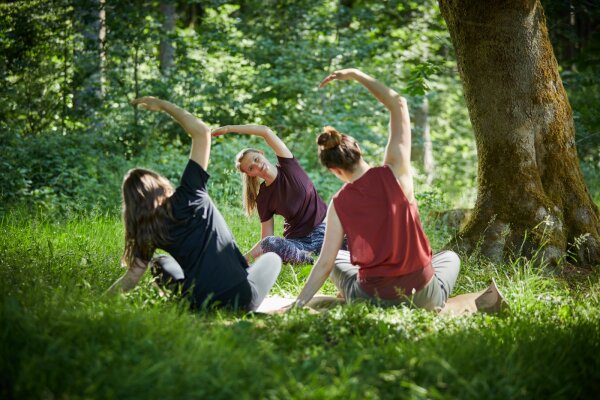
[449,251,461,272]
[150,254,185,287]
[260,236,283,252]
[261,252,282,275]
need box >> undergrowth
[1,210,599,399]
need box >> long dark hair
[316,126,362,171]
[121,168,174,268]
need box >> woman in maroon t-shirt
[290,69,504,312]
[211,125,328,265]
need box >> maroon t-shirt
[333,165,433,298]
[256,156,327,238]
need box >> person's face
[239,152,270,178]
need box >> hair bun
[317,126,342,150]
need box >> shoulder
[370,165,397,182]
[180,159,210,192]
[277,155,299,168]
[332,184,349,204]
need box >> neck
[263,164,278,186]
[346,160,370,183]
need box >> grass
[1,209,600,399]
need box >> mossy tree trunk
[439,0,600,266]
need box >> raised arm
[320,69,414,202]
[292,202,345,308]
[212,125,293,159]
[132,97,211,170]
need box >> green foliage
[0,0,489,214]
[1,0,599,215]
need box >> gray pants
[246,252,282,310]
[330,250,460,310]
[151,253,281,311]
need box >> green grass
[1,209,600,399]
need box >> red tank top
[332,165,433,298]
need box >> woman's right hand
[319,68,361,88]
[131,96,165,112]
[211,126,230,137]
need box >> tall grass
[1,210,599,399]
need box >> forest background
[2,0,598,217]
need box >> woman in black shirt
[108,97,281,311]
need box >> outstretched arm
[320,69,414,202]
[132,97,212,170]
[105,257,148,295]
[292,202,345,308]
[212,125,293,159]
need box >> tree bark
[99,0,106,95]
[159,0,176,75]
[439,0,600,266]
[72,0,103,116]
[412,97,435,185]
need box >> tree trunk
[72,0,103,116]
[159,0,176,75]
[99,0,106,95]
[412,97,435,185]
[439,0,600,266]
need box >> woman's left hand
[131,96,165,112]
[319,68,360,88]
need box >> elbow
[391,92,406,106]
[262,127,275,138]
[198,124,211,137]
[387,92,406,112]
[190,128,211,142]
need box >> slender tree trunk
[99,0,106,95]
[159,0,176,75]
[72,0,103,116]
[439,0,600,266]
[133,44,140,128]
[412,97,435,185]
[62,18,70,134]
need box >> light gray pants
[330,250,460,310]
[152,253,281,311]
[246,252,282,310]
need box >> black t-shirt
[161,160,250,309]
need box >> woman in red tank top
[289,68,463,311]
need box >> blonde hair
[235,148,262,217]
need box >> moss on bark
[439,0,600,266]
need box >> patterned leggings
[260,223,326,264]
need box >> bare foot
[474,278,509,314]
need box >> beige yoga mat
[257,284,503,315]
[256,296,344,313]
[256,295,481,315]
